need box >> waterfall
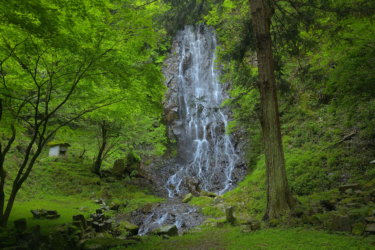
[166,25,239,197]
[129,25,242,236]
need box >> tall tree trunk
[249,0,295,220]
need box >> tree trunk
[92,122,107,175]
[249,0,295,220]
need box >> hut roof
[47,141,71,147]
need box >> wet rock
[14,218,27,233]
[128,202,204,236]
[225,206,236,225]
[152,224,178,236]
[182,193,193,203]
[186,177,201,196]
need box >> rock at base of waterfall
[186,177,201,196]
[182,193,193,203]
[152,224,178,236]
[225,206,236,225]
[118,221,139,235]
[200,190,217,198]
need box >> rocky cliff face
[162,39,180,145]
[143,25,247,198]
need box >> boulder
[110,203,121,211]
[182,193,193,203]
[365,217,375,223]
[152,224,178,236]
[73,214,87,229]
[186,177,201,196]
[119,221,139,235]
[31,209,60,219]
[240,218,261,231]
[365,223,375,233]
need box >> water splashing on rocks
[166,25,239,197]
[130,25,245,236]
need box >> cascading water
[127,25,243,236]
[166,25,239,197]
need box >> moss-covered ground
[126,226,374,250]
[4,154,375,249]
[6,156,163,233]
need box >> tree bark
[249,0,295,220]
[92,121,108,175]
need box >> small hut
[48,142,71,157]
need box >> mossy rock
[81,237,137,250]
[200,191,217,198]
[152,224,178,236]
[118,221,139,235]
[182,193,193,203]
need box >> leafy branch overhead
[0,0,167,226]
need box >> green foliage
[0,0,169,218]
[203,0,375,198]
[223,157,266,219]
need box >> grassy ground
[5,156,163,233]
[125,226,375,250]
[4,155,375,249]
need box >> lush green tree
[0,0,167,226]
